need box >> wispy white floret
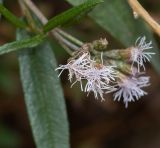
[56,51,117,100]
[131,36,155,72]
[56,52,93,90]
[113,73,150,108]
[84,64,117,101]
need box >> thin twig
[128,0,160,37]
[54,32,79,51]
[23,0,48,24]
[18,0,39,33]
[23,0,83,47]
[55,35,76,55]
[23,0,80,55]
[56,29,83,46]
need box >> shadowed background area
[0,0,160,148]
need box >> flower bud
[92,38,108,51]
[103,48,131,60]
[105,59,132,75]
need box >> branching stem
[22,0,83,51]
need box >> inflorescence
[56,36,154,108]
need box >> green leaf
[17,29,69,148]
[0,4,27,28]
[43,0,103,33]
[0,34,45,55]
[66,0,160,73]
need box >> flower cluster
[111,36,154,107]
[56,51,117,101]
[56,36,154,108]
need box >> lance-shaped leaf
[0,34,45,55]
[0,4,27,28]
[43,0,103,33]
[66,0,160,73]
[17,29,69,148]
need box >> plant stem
[54,31,79,54]
[56,29,83,46]
[23,0,83,49]
[128,0,160,37]
[18,0,40,33]
[54,36,75,55]
[23,0,47,24]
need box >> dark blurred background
[0,0,160,148]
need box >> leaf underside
[17,29,69,148]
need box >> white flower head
[131,36,155,72]
[56,52,93,90]
[113,73,150,108]
[84,63,117,101]
[56,51,117,100]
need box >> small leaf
[0,34,46,55]
[66,0,160,73]
[0,4,27,28]
[43,0,103,33]
[17,29,69,148]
